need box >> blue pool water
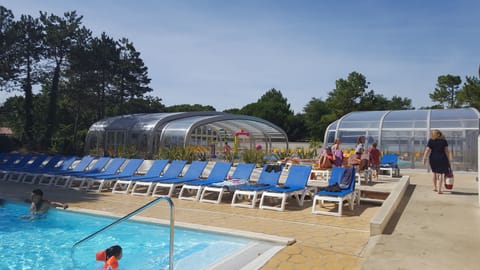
[0,202,251,270]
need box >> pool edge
[68,206,296,246]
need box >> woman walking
[422,129,450,194]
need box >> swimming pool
[0,202,264,270]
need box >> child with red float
[96,245,122,270]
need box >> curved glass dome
[85,111,288,158]
[325,108,480,171]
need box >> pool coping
[68,207,296,246]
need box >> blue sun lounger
[379,154,400,177]
[130,160,188,196]
[150,161,208,197]
[6,154,49,182]
[54,156,109,188]
[0,152,9,165]
[68,158,125,189]
[0,154,35,181]
[38,156,81,186]
[46,156,96,187]
[312,167,358,216]
[0,153,22,170]
[259,165,312,211]
[199,163,256,204]
[84,158,144,192]
[111,159,170,194]
[177,162,233,201]
[231,164,284,208]
[21,155,64,184]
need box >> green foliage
[294,147,317,159]
[388,96,413,110]
[302,72,413,140]
[0,135,21,152]
[274,148,291,160]
[303,98,330,140]
[241,149,265,166]
[156,146,196,163]
[166,104,216,112]
[457,76,480,111]
[223,151,236,163]
[40,11,87,150]
[240,88,294,134]
[0,6,17,85]
[285,114,307,141]
[119,96,165,114]
[326,71,414,116]
[308,140,321,157]
[326,71,368,118]
[117,145,138,158]
[223,108,241,114]
[429,74,462,108]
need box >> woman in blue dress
[422,129,451,194]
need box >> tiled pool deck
[1,171,478,270]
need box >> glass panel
[430,108,477,121]
[383,120,428,129]
[384,110,428,121]
[325,131,336,145]
[327,121,339,131]
[339,121,381,129]
[341,111,386,121]
[430,119,478,129]
[86,134,98,155]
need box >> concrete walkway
[362,171,480,270]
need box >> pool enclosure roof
[326,108,480,134]
[87,111,288,146]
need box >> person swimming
[28,189,68,214]
[96,245,123,270]
[21,189,68,220]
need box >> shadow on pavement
[383,184,416,235]
[449,191,478,196]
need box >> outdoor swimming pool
[0,202,260,270]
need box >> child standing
[369,142,381,180]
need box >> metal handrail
[70,196,175,270]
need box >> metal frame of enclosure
[324,108,480,171]
[84,111,288,158]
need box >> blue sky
[2,0,479,113]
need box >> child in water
[96,245,123,270]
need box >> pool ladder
[70,196,175,270]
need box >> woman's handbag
[445,169,454,190]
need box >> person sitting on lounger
[348,152,368,172]
[317,146,337,169]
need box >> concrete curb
[369,176,410,236]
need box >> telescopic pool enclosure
[84,111,289,159]
[324,108,480,171]
[85,109,480,171]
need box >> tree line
[1,6,479,154]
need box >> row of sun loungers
[0,153,360,215]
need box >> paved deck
[362,171,480,270]
[1,170,478,270]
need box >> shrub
[242,149,265,166]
